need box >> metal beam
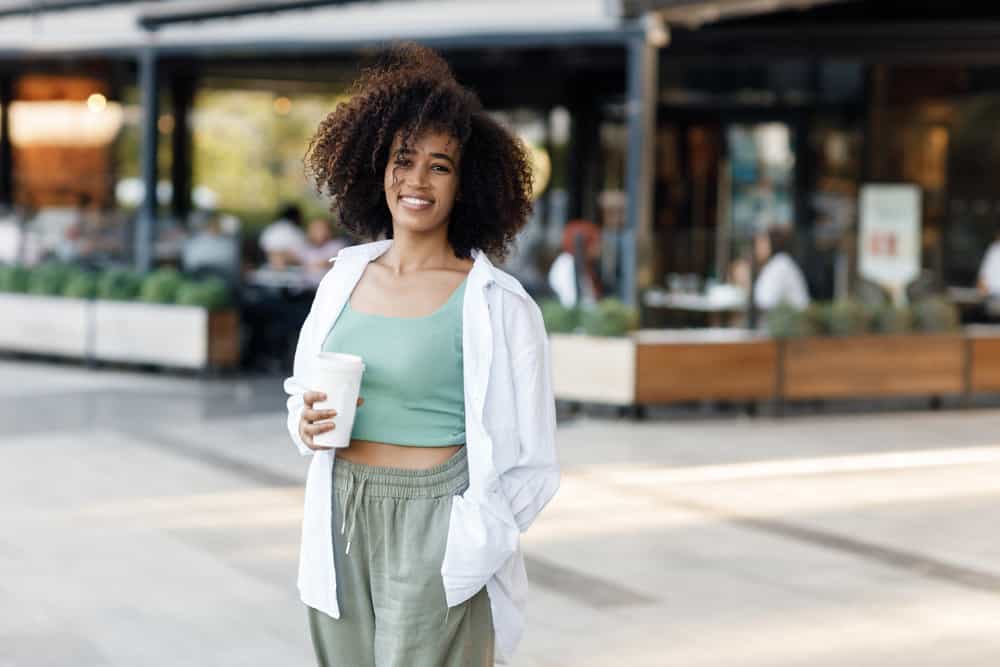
[621,26,661,308]
[138,0,364,31]
[0,74,12,208]
[0,27,638,62]
[622,0,850,23]
[0,0,162,20]
[169,72,194,222]
[136,47,159,272]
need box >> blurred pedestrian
[547,218,603,308]
[284,43,559,667]
[753,224,811,310]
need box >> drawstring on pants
[339,472,367,556]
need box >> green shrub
[27,263,74,296]
[765,304,818,338]
[139,268,184,304]
[63,271,98,299]
[175,276,231,310]
[97,268,142,301]
[580,298,639,337]
[539,298,579,334]
[869,304,914,334]
[913,297,960,333]
[826,299,870,337]
[0,265,30,293]
[801,304,828,336]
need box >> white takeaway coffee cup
[308,352,365,449]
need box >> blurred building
[3,0,1000,312]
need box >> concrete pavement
[2,358,1000,666]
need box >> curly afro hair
[305,43,534,262]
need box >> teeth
[401,196,431,205]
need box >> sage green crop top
[321,276,466,447]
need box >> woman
[547,218,603,308]
[283,44,559,666]
[752,224,811,311]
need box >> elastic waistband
[333,446,469,499]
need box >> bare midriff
[335,438,464,470]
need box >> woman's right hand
[299,391,364,451]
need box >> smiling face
[383,129,460,236]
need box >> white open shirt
[753,252,811,310]
[980,241,1000,296]
[284,239,560,664]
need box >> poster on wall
[727,123,795,237]
[858,183,922,303]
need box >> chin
[393,210,450,234]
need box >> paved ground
[2,358,1000,666]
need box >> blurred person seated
[978,224,1000,297]
[296,217,348,285]
[63,194,128,264]
[0,205,41,265]
[258,203,307,270]
[181,209,240,287]
[547,219,604,309]
[500,208,550,299]
[753,224,811,311]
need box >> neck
[381,223,454,276]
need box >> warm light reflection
[158,114,175,134]
[273,96,292,115]
[86,93,107,112]
[525,140,551,200]
[10,100,123,146]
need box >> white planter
[549,333,636,405]
[94,301,211,369]
[0,293,92,357]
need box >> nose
[405,164,430,188]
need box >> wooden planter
[967,325,1000,394]
[93,301,239,370]
[549,333,636,405]
[550,329,777,406]
[635,329,777,403]
[0,293,92,358]
[781,333,965,400]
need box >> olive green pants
[307,446,495,667]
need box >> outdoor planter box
[781,333,965,400]
[550,329,776,406]
[635,329,777,403]
[550,332,637,405]
[967,325,1000,394]
[93,301,239,370]
[0,293,92,358]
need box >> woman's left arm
[499,296,561,533]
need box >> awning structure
[623,0,853,27]
[0,0,626,56]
